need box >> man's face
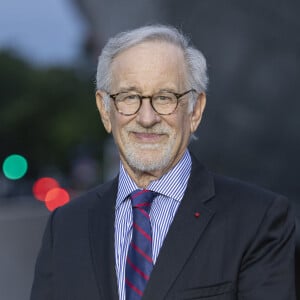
[97,41,205,177]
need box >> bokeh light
[45,188,70,211]
[32,177,60,201]
[2,154,28,180]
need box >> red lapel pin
[194,212,200,218]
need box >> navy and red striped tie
[125,189,156,300]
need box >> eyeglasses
[109,89,196,116]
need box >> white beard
[120,124,176,172]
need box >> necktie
[125,189,156,300]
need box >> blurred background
[0,0,299,299]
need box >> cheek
[110,115,132,140]
[177,114,192,135]
[109,115,123,141]
[112,123,124,140]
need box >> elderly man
[31,25,295,300]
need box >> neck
[123,164,166,188]
[120,153,186,188]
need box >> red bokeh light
[33,177,60,201]
[45,187,70,211]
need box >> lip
[132,132,165,142]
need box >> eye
[157,95,170,101]
[154,93,175,104]
[126,94,139,100]
[116,93,139,102]
[121,93,140,105]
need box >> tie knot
[130,189,156,209]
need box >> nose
[135,98,161,128]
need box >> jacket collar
[143,154,216,299]
[89,177,120,300]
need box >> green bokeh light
[2,154,28,180]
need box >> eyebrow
[117,86,141,93]
[117,87,178,94]
[157,88,177,93]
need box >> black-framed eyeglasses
[108,89,196,116]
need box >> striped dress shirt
[115,150,192,300]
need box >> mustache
[125,124,171,135]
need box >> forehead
[110,41,188,91]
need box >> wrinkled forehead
[110,40,189,90]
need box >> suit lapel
[88,178,119,300]
[143,157,216,300]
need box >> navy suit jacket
[31,156,295,299]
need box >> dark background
[0,1,299,299]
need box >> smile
[132,132,165,143]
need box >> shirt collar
[116,150,192,209]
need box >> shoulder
[53,177,118,219]
[191,153,287,204]
[197,171,295,252]
[213,172,285,204]
[190,154,291,220]
[211,172,292,220]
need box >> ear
[190,92,206,133]
[95,90,112,133]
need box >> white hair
[96,24,208,112]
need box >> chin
[126,152,172,173]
